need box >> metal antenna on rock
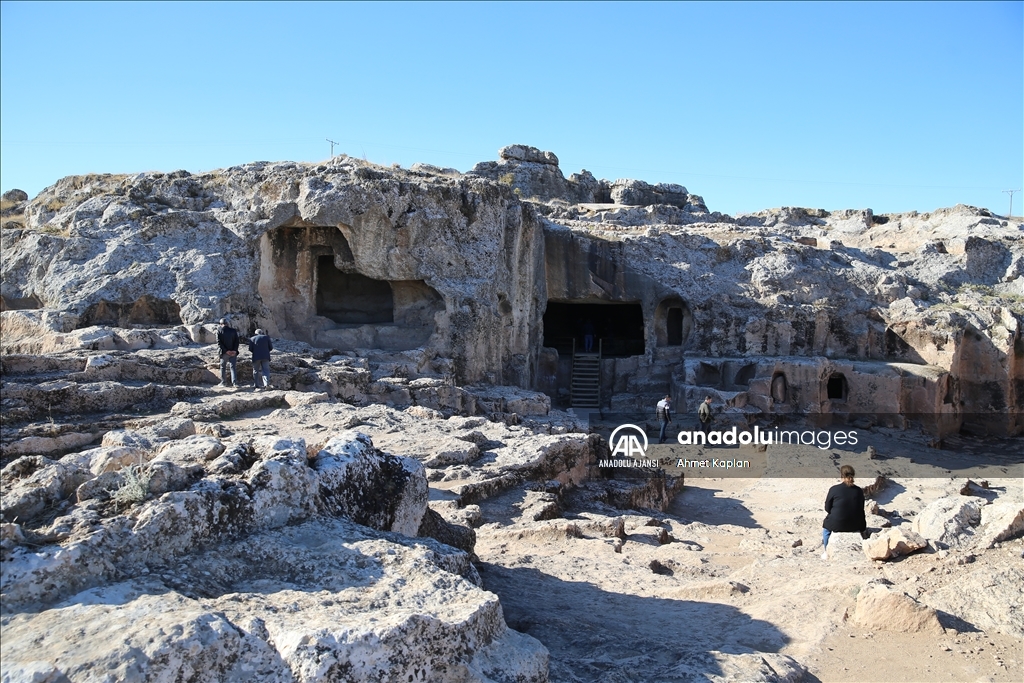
[1003,189,1020,219]
[327,139,339,158]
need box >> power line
[326,139,339,158]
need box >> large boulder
[912,496,984,548]
[974,499,1024,549]
[469,144,570,202]
[151,434,226,466]
[852,581,944,634]
[311,430,428,536]
[417,506,477,555]
[610,179,691,208]
[500,144,559,166]
[924,564,1024,638]
[863,526,929,561]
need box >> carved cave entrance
[654,297,693,348]
[316,256,394,324]
[312,254,444,351]
[259,222,444,350]
[827,373,848,401]
[771,372,788,403]
[543,301,645,357]
[79,295,182,328]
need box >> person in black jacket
[821,464,867,559]
[248,328,274,391]
[216,318,240,387]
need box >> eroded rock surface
[1,518,547,683]
[3,146,1020,433]
[2,146,1023,682]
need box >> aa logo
[609,424,648,458]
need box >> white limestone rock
[863,526,929,561]
[912,496,985,548]
[975,499,1024,549]
[2,431,99,458]
[852,580,944,634]
[152,434,226,465]
[86,445,149,475]
[923,564,1024,637]
[0,456,90,524]
[311,430,428,537]
[0,518,548,683]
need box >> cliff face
[2,146,1021,432]
[1,159,547,387]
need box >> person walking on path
[656,395,672,444]
[821,464,868,559]
[248,328,273,391]
[217,318,240,387]
[697,396,713,436]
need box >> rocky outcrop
[312,431,427,536]
[1,158,548,388]
[1,408,556,675]
[469,144,576,202]
[0,431,430,608]
[610,178,705,210]
[2,146,1021,435]
[923,564,1024,638]
[852,580,944,634]
[912,496,984,549]
[975,500,1024,549]
[0,517,548,683]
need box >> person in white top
[656,395,672,444]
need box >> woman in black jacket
[821,464,866,559]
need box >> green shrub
[108,464,151,507]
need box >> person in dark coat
[216,318,239,387]
[697,396,713,436]
[821,464,867,559]
[582,319,595,353]
[248,328,273,391]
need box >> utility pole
[327,139,339,158]
[1003,189,1020,219]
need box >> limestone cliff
[2,146,1021,432]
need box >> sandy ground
[472,473,1023,683]
[224,400,1023,683]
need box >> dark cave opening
[543,301,645,357]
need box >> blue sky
[2,1,1021,216]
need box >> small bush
[498,173,515,185]
[959,283,996,297]
[109,464,151,507]
[42,197,66,212]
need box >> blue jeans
[822,528,832,548]
[219,353,237,385]
[253,359,271,388]
[659,418,670,444]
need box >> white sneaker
[820,550,829,560]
